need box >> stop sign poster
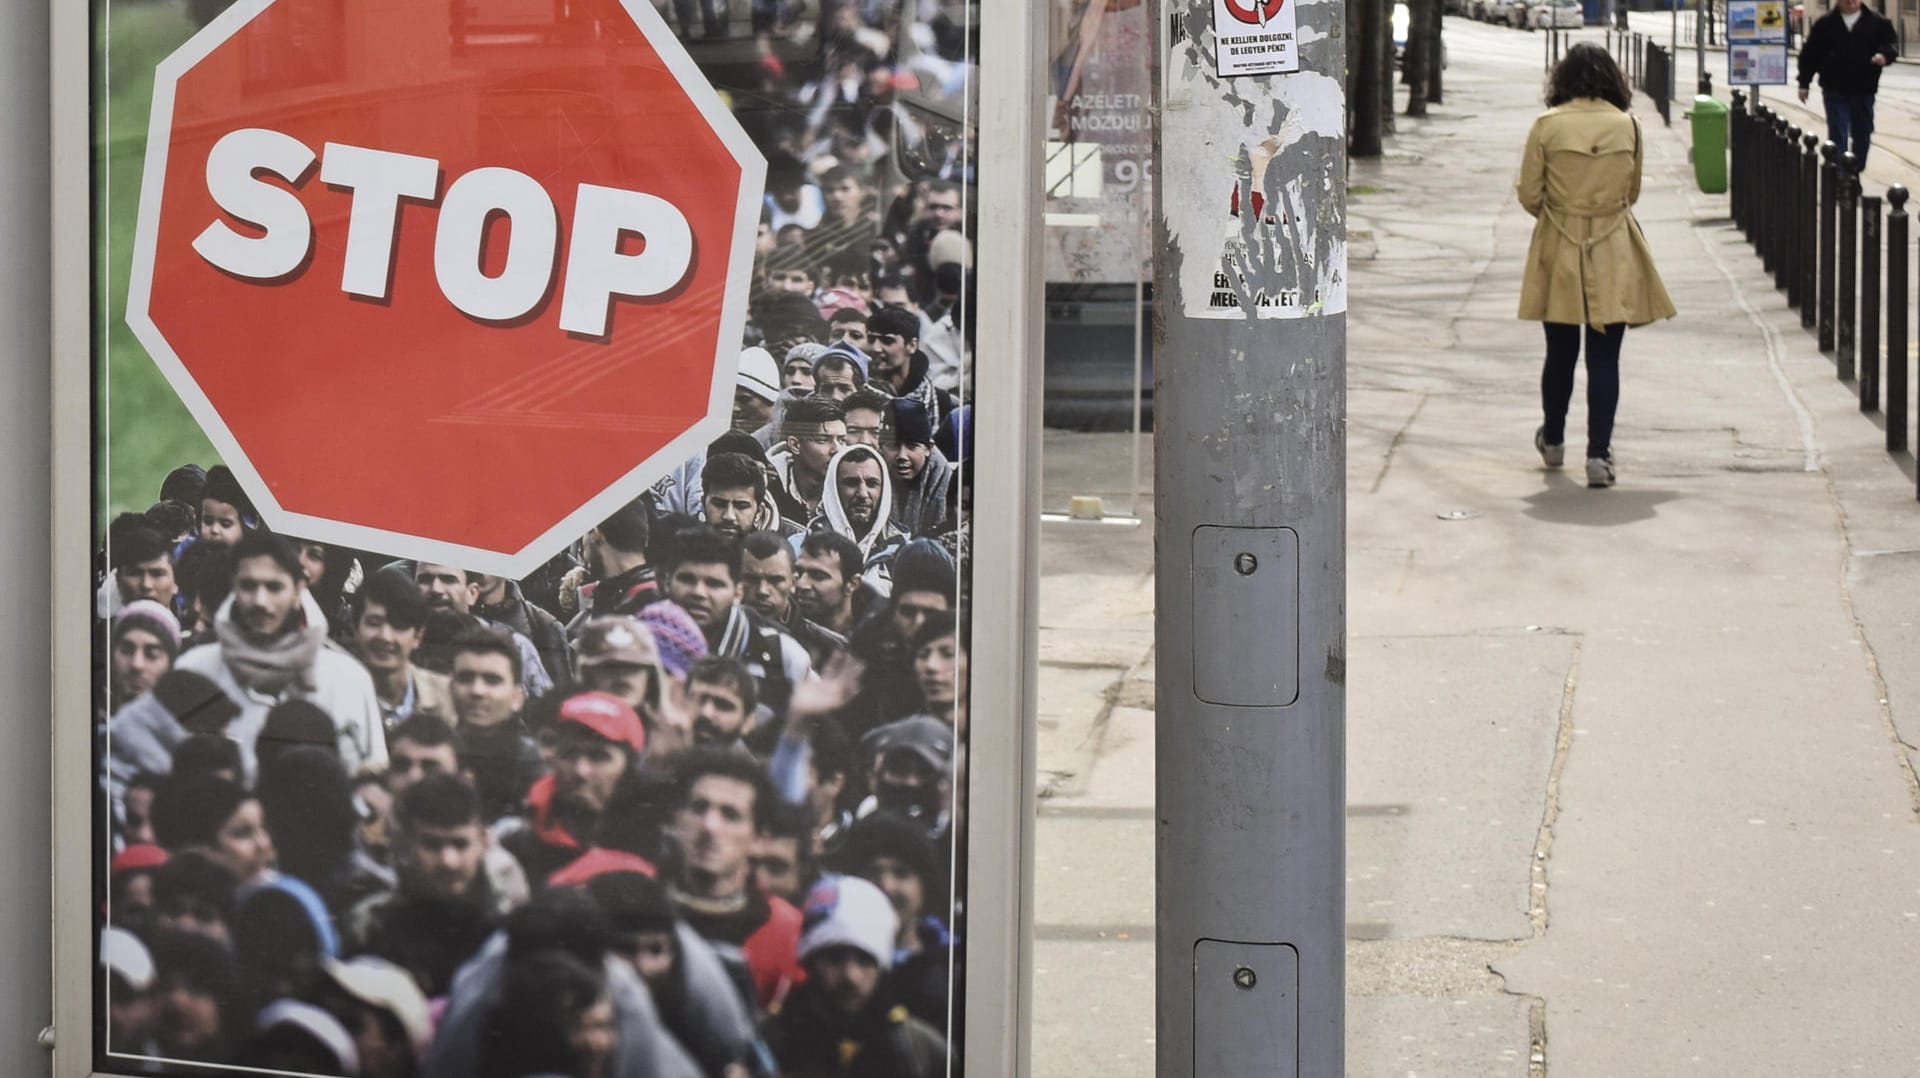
[93,0,980,1074]
[128,0,765,577]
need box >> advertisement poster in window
[86,0,981,1075]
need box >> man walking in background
[1798,0,1899,168]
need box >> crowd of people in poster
[97,1,978,1075]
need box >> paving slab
[1348,632,1573,941]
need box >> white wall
[2,0,55,1072]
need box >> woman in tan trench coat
[1517,44,1675,488]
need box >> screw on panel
[1233,966,1258,989]
[1234,553,1258,576]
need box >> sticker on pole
[1213,0,1301,77]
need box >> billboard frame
[47,0,1043,1073]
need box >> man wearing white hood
[810,443,907,594]
[170,530,385,780]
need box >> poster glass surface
[82,1,985,1074]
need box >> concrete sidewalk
[1031,19,1920,1076]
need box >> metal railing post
[1755,108,1774,268]
[1863,192,1883,411]
[1820,141,1839,352]
[1839,152,1860,381]
[1776,121,1796,293]
[1731,89,1747,233]
[1802,133,1820,329]
[1888,186,1910,453]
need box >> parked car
[1530,0,1584,28]
[1469,0,1501,20]
[1503,0,1535,26]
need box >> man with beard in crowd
[734,346,783,436]
[172,539,233,648]
[782,343,824,396]
[663,526,813,723]
[687,656,759,754]
[826,309,872,355]
[666,748,804,1011]
[352,568,454,732]
[574,498,661,626]
[839,540,953,737]
[504,691,650,885]
[448,629,544,822]
[703,452,799,543]
[767,397,848,523]
[110,600,180,714]
[882,397,952,537]
[840,386,890,450]
[413,562,552,698]
[741,531,845,668]
[810,347,867,404]
[813,444,906,591]
[586,870,770,1077]
[343,773,518,998]
[760,876,947,1077]
[865,306,954,436]
[807,165,877,271]
[831,811,952,1028]
[474,571,573,696]
[858,716,955,842]
[573,616,670,724]
[102,511,179,619]
[792,531,870,641]
[167,531,385,779]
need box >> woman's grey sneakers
[1534,425,1565,468]
[1585,455,1616,488]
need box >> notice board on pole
[1728,0,1790,84]
[50,0,1043,1074]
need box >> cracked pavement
[1031,17,1920,1077]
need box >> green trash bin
[1687,95,1729,194]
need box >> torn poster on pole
[1165,2,1346,321]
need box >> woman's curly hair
[1546,43,1633,109]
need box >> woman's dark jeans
[1541,321,1625,460]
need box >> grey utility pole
[1153,0,1347,1072]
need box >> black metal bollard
[1773,116,1793,285]
[1820,141,1839,352]
[1889,186,1910,453]
[1838,152,1860,381]
[1732,90,1747,233]
[1862,193,1882,412]
[1756,108,1774,268]
[1781,123,1797,305]
[1797,131,1812,322]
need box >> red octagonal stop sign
[128,0,764,577]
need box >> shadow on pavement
[1521,472,1680,525]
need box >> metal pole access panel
[1154,0,1348,1074]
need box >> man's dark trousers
[1823,90,1877,168]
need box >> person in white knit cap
[760,875,947,1077]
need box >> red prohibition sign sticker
[1223,0,1288,23]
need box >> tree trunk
[1380,0,1397,133]
[1425,0,1444,103]
[1404,0,1430,115]
[1352,0,1385,155]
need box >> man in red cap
[503,691,648,886]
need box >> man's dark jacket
[1798,6,1899,95]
